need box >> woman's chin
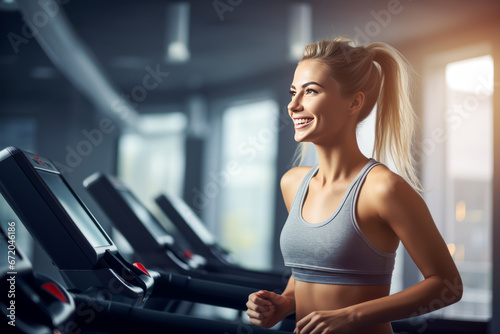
[294,133,308,142]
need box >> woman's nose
[288,96,303,113]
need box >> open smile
[293,118,314,129]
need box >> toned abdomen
[294,280,394,334]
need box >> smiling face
[288,60,359,146]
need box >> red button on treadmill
[183,250,193,259]
[42,282,68,303]
[133,262,150,276]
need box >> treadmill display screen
[38,171,111,248]
[167,194,215,245]
[118,190,172,243]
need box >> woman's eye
[289,90,296,97]
[305,88,317,95]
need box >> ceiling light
[288,3,312,62]
[165,2,190,64]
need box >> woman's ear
[349,92,365,114]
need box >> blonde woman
[246,37,462,334]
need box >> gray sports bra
[280,159,396,285]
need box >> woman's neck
[313,143,368,185]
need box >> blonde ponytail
[293,37,422,192]
[367,43,422,192]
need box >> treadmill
[84,172,288,291]
[155,192,290,277]
[0,146,292,333]
[0,221,292,334]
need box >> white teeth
[294,118,312,125]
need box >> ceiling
[1,0,499,109]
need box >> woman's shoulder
[280,166,314,211]
[365,163,420,204]
[280,166,313,190]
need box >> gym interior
[0,1,499,333]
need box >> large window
[423,46,493,320]
[217,99,280,270]
[118,112,187,213]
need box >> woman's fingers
[253,291,274,303]
[246,309,263,320]
[247,306,275,328]
[295,311,314,334]
[247,289,294,330]
[246,290,279,329]
[255,290,279,302]
[296,311,334,334]
[248,313,263,327]
[247,291,273,309]
[247,301,274,314]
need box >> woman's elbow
[441,274,463,306]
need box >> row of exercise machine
[0,146,293,334]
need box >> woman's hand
[294,308,355,334]
[246,290,295,329]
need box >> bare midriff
[294,280,394,334]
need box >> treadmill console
[0,147,153,306]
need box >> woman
[246,37,462,334]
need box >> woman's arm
[352,173,462,322]
[295,172,463,333]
